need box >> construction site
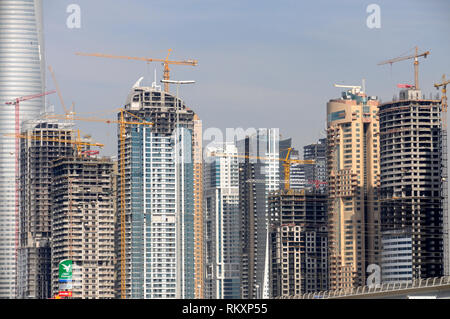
[2,24,448,300]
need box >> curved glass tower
[0,0,45,298]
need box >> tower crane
[378,46,430,90]
[45,109,153,299]
[75,49,198,93]
[5,90,56,268]
[210,147,315,191]
[4,129,104,265]
[435,74,450,275]
[48,66,75,119]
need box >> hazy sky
[42,0,450,156]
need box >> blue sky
[42,0,450,156]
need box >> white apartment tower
[204,143,241,299]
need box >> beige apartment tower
[327,86,381,290]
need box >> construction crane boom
[75,50,198,93]
[378,46,430,90]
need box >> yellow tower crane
[211,147,315,191]
[45,109,153,299]
[4,129,104,263]
[75,49,198,93]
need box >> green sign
[58,260,73,281]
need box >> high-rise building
[116,81,199,299]
[379,88,443,280]
[0,0,45,298]
[327,87,381,290]
[17,119,74,299]
[304,138,327,193]
[269,189,328,297]
[51,156,115,299]
[237,128,279,298]
[204,143,241,299]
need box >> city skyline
[1,0,450,301]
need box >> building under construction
[51,155,115,299]
[269,189,328,297]
[379,88,444,281]
[17,119,74,299]
[279,139,306,190]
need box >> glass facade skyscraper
[204,143,241,299]
[0,0,45,298]
[116,82,198,299]
[237,128,279,299]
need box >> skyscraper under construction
[51,155,115,299]
[379,88,444,282]
[327,86,381,290]
[17,119,74,299]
